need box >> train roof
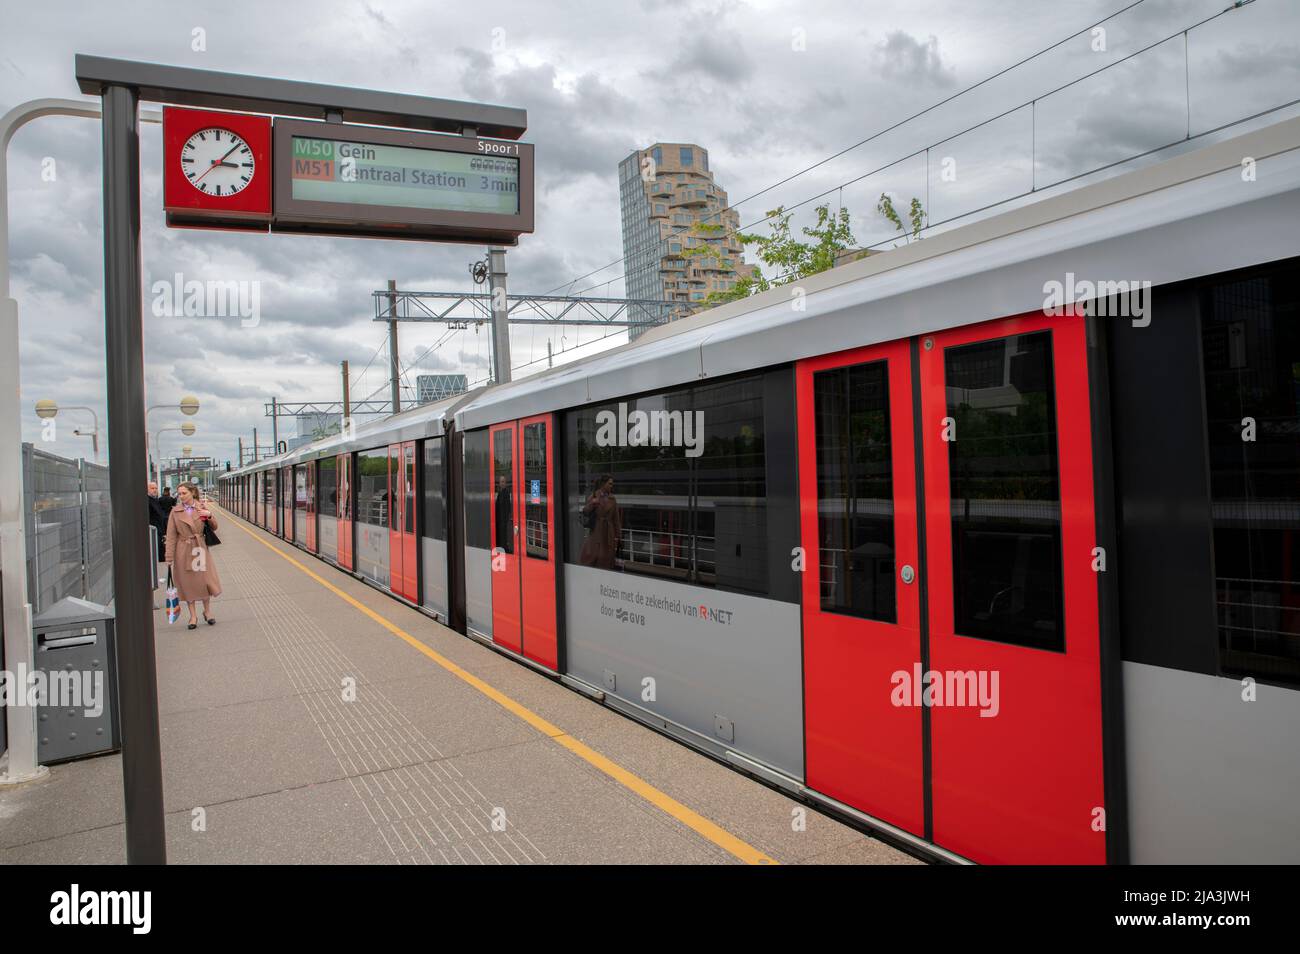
[455,114,1300,430]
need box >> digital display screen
[289,136,521,216]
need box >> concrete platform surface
[0,507,920,866]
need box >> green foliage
[687,203,859,307]
[876,193,925,245]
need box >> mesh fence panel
[22,444,115,613]
[82,459,114,606]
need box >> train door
[268,471,277,534]
[489,418,557,667]
[919,311,1103,865]
[282,465,294,542]
[519,415,558,669]
[797,339,925,836]
[305,461,317,552]
[337,453,353,570]
[489,423,522,653]
[388,441,418,601]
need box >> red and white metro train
[221,118,1300,865]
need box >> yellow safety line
[224,511,777,866]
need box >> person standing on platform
[165,481,223,630]
[147,481,168,563]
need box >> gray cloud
[2,0,1296,466]
[875,31,957,87]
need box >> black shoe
[205,616,216,625]
[187,622,197,630]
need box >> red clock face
[163,107,272,227]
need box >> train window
[464,430,491,550]
[524,422,548,559]
[404,444,416,535]
[493,429,515,554]
[813,360,896,623]
[566,373,769,596]
[318,457,338,517]
[422,438,445,541]
[946,331,1065,651]
[339,456,352,521]
[295,466,307,510]
[568,392,694,580]
[692,376,767,594]
[356,449,389,529]
[1201,265,1300,685]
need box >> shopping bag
[165,566,180,624]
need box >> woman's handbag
[164,567,180,624]
[202,519,221,547]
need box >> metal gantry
[373,288,684,328]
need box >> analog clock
[163,107,272,230]
[181,127,255,197]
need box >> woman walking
[165,481,223,630]
[579,474,622,570]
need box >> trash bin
[31,596,120,763]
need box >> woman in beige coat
[165,481,223,629]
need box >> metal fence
[22,443,114,614]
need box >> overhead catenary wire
[544,0,1151,296]
[564,0,1273,301]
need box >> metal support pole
[100,83,166,863]
[341,359,351,425]
[488,247,510,384]
[387,280,401,414]
[253,427,259,462]
[270,395,279,456]
[238,436,243,467]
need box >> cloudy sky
[3,0,1297,468]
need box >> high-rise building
[618,143,756,339]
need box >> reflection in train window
[1201,264,1300,684]
[524,422,548,559]
[355,449,389,528]
[318,456,337,518]
[814,360,896,623]
[493,429,514,554]
[566,374,767,596]
[946,331,1065,651]
[422,438,445,541]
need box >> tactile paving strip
[237,540,546,865]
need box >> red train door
[282,466,294,542]
[337,453,353,571]
[519,415,558,669]
[387,441,418,601]
[305,461,317,552]
[489,418,557,667]
[489,423,523,654]
[268,471,277,535]
[919,311,1104,864]
[797,339,925,836]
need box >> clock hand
[193,144,243,183]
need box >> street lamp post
[33,399,101,460]
[146,399,199,486]
[154,423,196,489]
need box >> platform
[0,507,918,865]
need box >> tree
[876,193,925,246]
[686,203,859,307]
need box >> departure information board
[289,136,521,215]
[271,118,534,245]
